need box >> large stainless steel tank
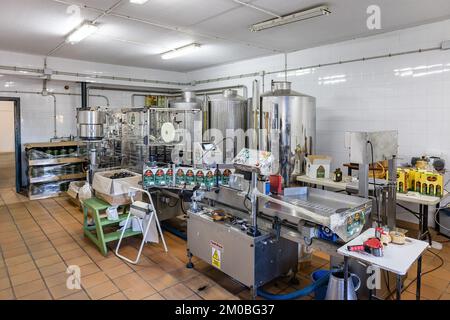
[77,109,106,140]
[169,92,203,163]
[208,89,247,162]
[260,81,316,186]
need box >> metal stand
[416,256,422,300]
[249,171,261,237]
[186,249,194,269]
[343,256,349,300]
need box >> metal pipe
[49,94,57,138]
[81,82,88,109]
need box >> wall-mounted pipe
[49,93,57,138]
[81,82,88,109]
[0,90,112,139]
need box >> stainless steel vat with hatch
[208,89,247,162]
[169,92,203,159]
[77,109,106,140]
[260,81,316,186]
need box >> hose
[257,270,330,300]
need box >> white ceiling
[1,0,450,72]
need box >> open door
[0,97,21,193]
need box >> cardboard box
[96,191,133,206]
[306,155,332,179]
[396,169,408,193]
[420,172,444,197]
[92,169,141,196]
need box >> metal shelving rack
[25,141,88,200]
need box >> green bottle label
[143,170,155,187]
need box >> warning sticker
[212,247,221,269]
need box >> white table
[337,228,428,300]
[297,175,449,245]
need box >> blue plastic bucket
[311,270,330,300]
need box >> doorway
[0,98,21,193]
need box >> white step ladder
[115,187,168,264]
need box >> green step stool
[83,197,141,256]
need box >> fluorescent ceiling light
[130,0,149,4]
[161,43,201,60]
[250,5,331,32]
[66,22,98,44]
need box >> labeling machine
[183,149,372,298]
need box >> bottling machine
[185,148,372,298]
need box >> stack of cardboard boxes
[394,168,443,197]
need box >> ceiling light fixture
[161,43,201,60]
[250,5,331,32]
[130,0,149,4]
[66,22,98,44]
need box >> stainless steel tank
[260,81,316,186]
[169,92,203,163]
[77,109,106,140]
[208,89,247,162]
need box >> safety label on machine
[210,241,223,270]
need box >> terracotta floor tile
[0,267,7,279]
[5,254,32,267]
[406,283,444,300]
[39,262,67,277]
[65,256,93,267]
[61,290,90,300]
[104,264,133,279]
[136,265,166,281]
[31,248,58,260]
[18,289,52,300]
[56,243,81,253]
[35,255,63,268]
[169,267,199,282]
[102,292,128,300]
[183,275,215,293]
[160,283,194,300]
[0,277,11,291]
[185,294,203,300]
[113,273,143,291]
[13,279,46,298]
[147,273,179,292]
[10,269,41,286]
[143,292,165,300]
[59,248,86,261]
[2,246,29,258]
[0,288,15,300]
[44,272,68,288]
[198,285,233,300]
[7,260,36,276]
[123,281,156,300]
[79,263,101,277]
[85,281,119,300]
[81,271,109,289]
[49,283,81,299]
[97,256,124,271]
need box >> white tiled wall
[187,19,450,227]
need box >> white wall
[187,19,450,227]
[0,101,14,152]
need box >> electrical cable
[367,141,381,225]
[434,205,450,232]
[243,181,251,212]
[384,248,444,300]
